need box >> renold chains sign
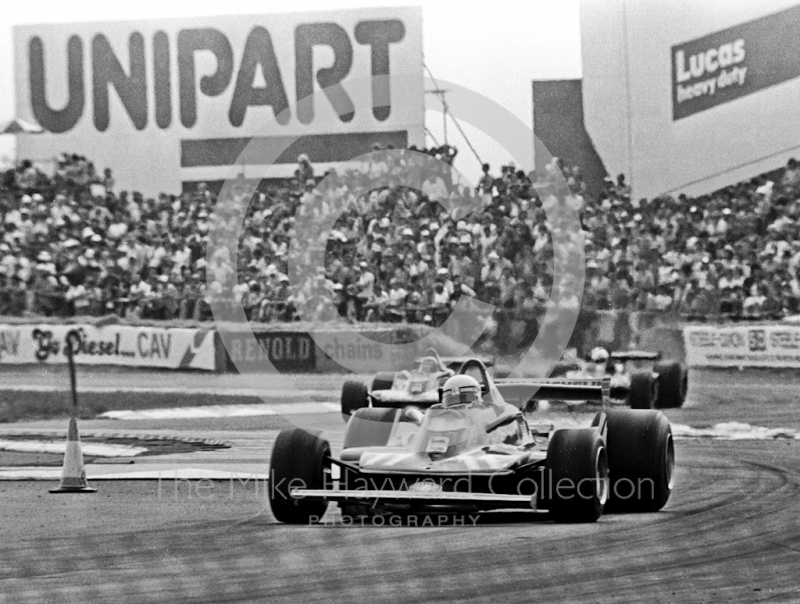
[671,4,800,120]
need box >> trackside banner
[13,7,424,194]
[684,325,800,368]
[672,3,800,120]
[221,331,315,372]
[0,324,215,370]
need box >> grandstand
[2,144,799,333]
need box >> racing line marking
[100,402,341,420]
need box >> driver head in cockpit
[440,375,483,408]
[589,347,610,374]
[419,357,438,374]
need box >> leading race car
[269,358,675,524]
[339,348,491,419]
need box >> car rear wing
[441,356,494,370]
[413,354,494,370]
[610,350,662,362]
[494,377,611,406]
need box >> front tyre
[269,428,330,524]
[545,429,609,523]
[602,409,674,512]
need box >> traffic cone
[49,417,97,493]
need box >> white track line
[0,384,334,397]
[101,402,341,420]
[0,468,270,480]
[672,422,800,440]
[0,440,148,456]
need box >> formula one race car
[269,358,675,524]
[509,348,688,410]
[339,348,491,420]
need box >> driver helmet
[589,347,610,363]
[441,375,482,408]
[419,358,438,374]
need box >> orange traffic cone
[49,417,97,493]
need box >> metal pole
[442,93,448,145]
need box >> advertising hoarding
[580,0,800,199]
[13,7,424,195]
[685,324,800,368]
[222,330,315,372]
[672,5,800,120]
[0,324,215,370]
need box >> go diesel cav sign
[13,8,423,194]
[672,3,800,120]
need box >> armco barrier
[0,323,215,370]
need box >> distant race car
[339,348,491,420]
[269,358,675,524]
[501,348,688,410]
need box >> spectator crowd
[3,144,800,325]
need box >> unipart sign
[13,8,423,193]
[671,3,800,120]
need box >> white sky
[0,0,582,180]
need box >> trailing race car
[505,347,688,410]
[339,348,491,420]
[269,358,675,524]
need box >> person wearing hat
[481,250,504,284]
[29,257,59,316]
[450,273,476,303]
[384,277,407,322]
[362,283,389,322]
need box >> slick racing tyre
[628,373,657,409]
[269,428,331,524]
[343,407,400,449]
[545,429,609,523]
[654,361,688,408]
[602,409,674,512]
[371,372,396,393]
[341,379,369,422]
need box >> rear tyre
[343,407,400,449]
[545,429,609,523]
[654,361,688,408]
[341,379,369,422]
[371,372,396,393]
[269,428,330,524]
[628,373,657,409]
[604,409,674,512]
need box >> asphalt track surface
[2,369,800,602]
